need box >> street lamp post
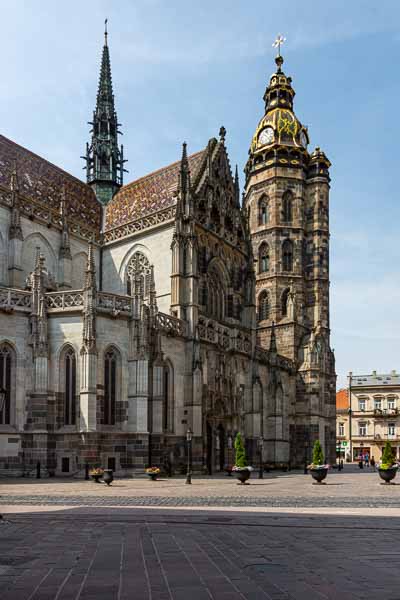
[258,436,264,479]
[185,428,193,485]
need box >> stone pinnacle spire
[82,22,127,205]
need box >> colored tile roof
[0,134,101,232]
[336,388,349,410]
[105,149,206,230]
[350,372,400,387]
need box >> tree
[312,440,324,466]
[381,441,395,467]
[234,432,247,468]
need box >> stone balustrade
[0,287,32,312]
[156,312,187,337]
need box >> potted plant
[146,467,161,481]
[89,467,104,483]
[378,441,398,484]
[308,440,329,484]
[103,469,114,486]
[232,433,253,484]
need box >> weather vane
[272,34,286,57]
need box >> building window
[61,457,70,473]
[104,349,117,425]
[258,291,270,322]
[282,240,293,272]
[282,191,293,223]
[0,344,13,425]
[64,348,76,426]
[338,422,345,436]
[259,243,269,273]
[281,288,290,317]
[388,397,396,410]
[258,196,268,225]
[374,397,382,411]
[126,252,152,299]
[359,422,367,436]
[358,398,366,411]
[388,422,396,437]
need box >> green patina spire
[82,20,127,205]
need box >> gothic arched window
[104,348,118,425]
[282,240,293,272]
[259,243,270,273]
[0,344,13,425]
[281,288,290,317]
[207,266,225,321]
[126,252,152,298]
[258,196,269,226]
[163,361,174,432]
[282,191,293,223]
[64,347,77,426]
[258,291,270,322]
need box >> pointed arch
[282,239,293,272]
[282,191,293,223]
[258,195,269,226]
[103,345,121,425]
[125,251,152,298]
[0,342,16,425]
[258,290,270,322]
[163,358,174,433]
[59,344,77,426]
[258,242,270,273]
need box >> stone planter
[310,467,328,484]
[234,468,251,484]
[103,469,113,486]
[378,467,398,484]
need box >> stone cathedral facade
[0,32,336,476]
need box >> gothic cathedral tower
[244,48,336,464]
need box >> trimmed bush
[234,432,247,468]
[312,440,324,466]
[381,441,395,469]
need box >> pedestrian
[370,456,376,471]
[364,452,369,468]
[358,454,363,469]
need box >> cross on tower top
[272,34,286,57]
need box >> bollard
[36,461,41,479]
[85,462,89,480]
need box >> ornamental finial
[104,18,108,46]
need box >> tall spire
[82,22,127,205]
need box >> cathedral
[0,29,336,476]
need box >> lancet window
[64,347,76,426]
[258,291,270,322]
[126,252,152,299]
[259,243,270,273]
[0,344,13,425]
[258,196,269,225]
[282,240,293,272]
[282,191,293,223]
[104,348,118,425]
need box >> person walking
[370,456,376,471]
[364,452,370,468]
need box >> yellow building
[336,372,400,462]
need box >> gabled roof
[105,148,206,231]
[0,134,101,232]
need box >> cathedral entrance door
[217,424,225,471]
[206,421,213,475]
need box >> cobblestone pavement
[0,509,400,600]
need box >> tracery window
[258,196,269,226]
[0,344,13,425]
[258,291,270,322]
[64,347,76,426]
[282,240,293,272]
[126,252,152,298]
[104,348,118,425]
[207,267,225,321]
[259,243,269,273]
[282,191,293,223]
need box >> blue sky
[0,0,399,387]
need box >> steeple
[82,21,127,205]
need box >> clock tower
[244,48,336,464]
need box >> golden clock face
[258,127,274,146]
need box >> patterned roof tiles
[0,134,101,232]
[105,149,206,231]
